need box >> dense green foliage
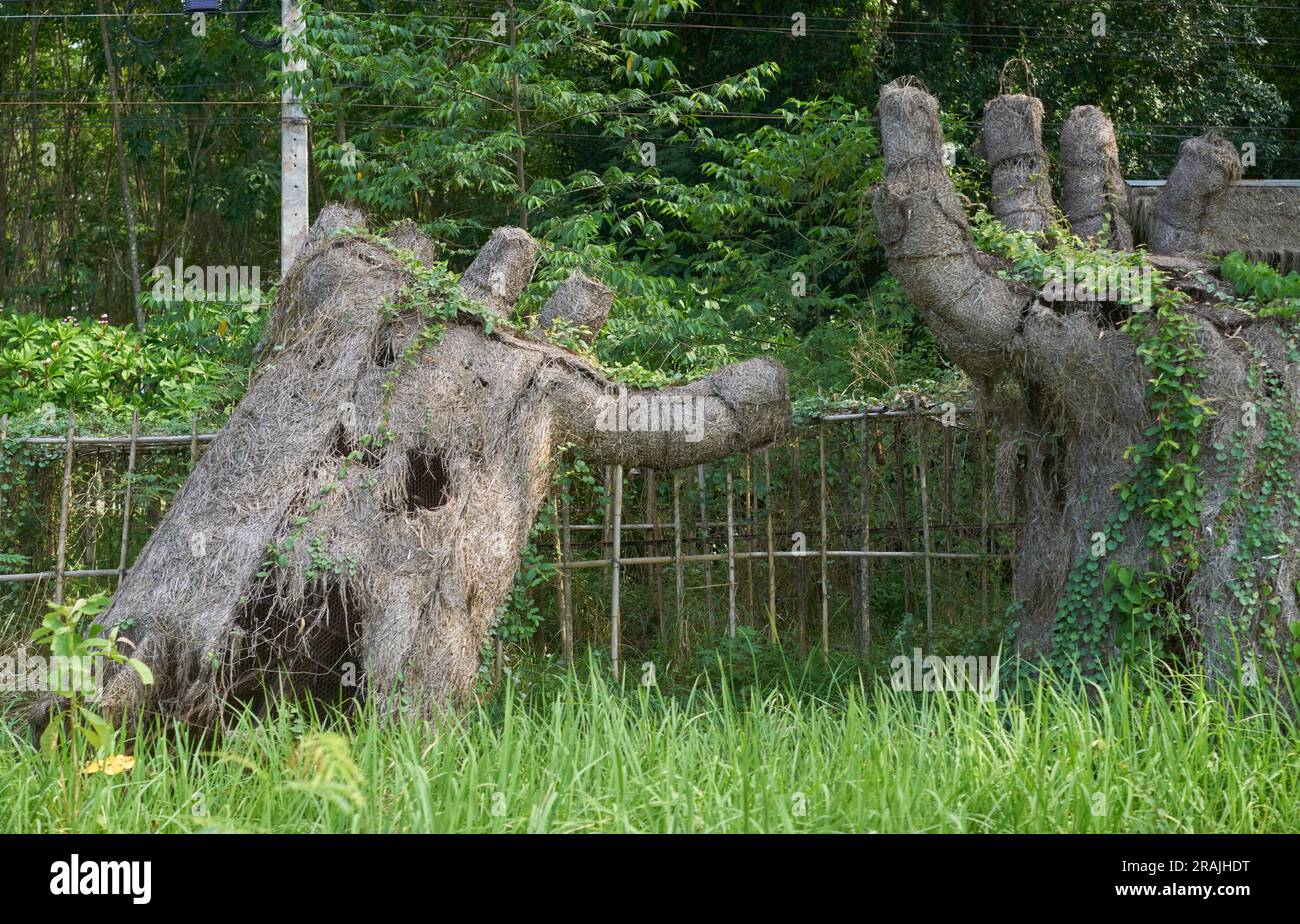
[882,1,1295,177]
[0,294,264,423]
[1221,251,1300,315]
[5,0,1294,404]
[1,2,282,314]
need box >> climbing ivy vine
[972,213,1210,669]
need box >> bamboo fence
[0,404,1017,668]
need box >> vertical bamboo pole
[54,410,76,605]
[725,468,736,638]
[818,426,829,663]
[695,465,715,629]
[610,464,624,680]
[859,419,871,657]
[95,0,143,327]
[943,426,954,554]
[189,414,199,467]
[791,440,807,655]
[646,468,665,642]
[556,490,573,663]
[943,424,957,626]
[1006,439,1019,622]
[117,409,139,582]
[602,464,613,562]
[763,448,776,642]
[894,418,914,617]
[87,454,105,568]
[672,473,685,655]
[744,455,755,621]
[979,414,990,625]
[914,397,935,632]
[834,431,858,629]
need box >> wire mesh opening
[390,448,450,514]
[229,578,365,708]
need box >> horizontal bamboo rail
[0,568,122,584]
[554,547,1012,570]
[11,433,219,448]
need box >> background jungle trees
[2,0,1294,411]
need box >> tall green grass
[0,659,1295,833]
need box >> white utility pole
[281,0,309,277]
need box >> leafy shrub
[0,293,266,425]
[1220,251,1300,318]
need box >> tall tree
[96,0,143,330]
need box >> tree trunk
[33,206,790,730]
[872,79,1299,690]
[96,0,143,330]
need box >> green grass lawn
[1,657,1295,833]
